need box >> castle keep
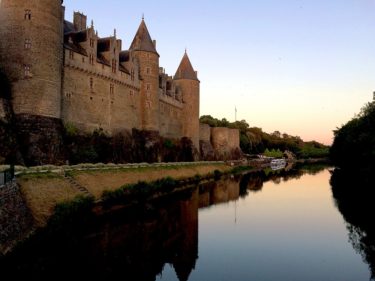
[0,0,241,164]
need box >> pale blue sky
[63,0,375,144]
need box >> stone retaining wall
[0,181,34,255]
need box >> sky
[63,0,375,145]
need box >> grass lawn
[17,163,231,226]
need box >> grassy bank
[18,163,234,227]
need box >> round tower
[129,19,160,131]
[174,51,200,149]
[0,0,64,118]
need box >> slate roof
[174,52,199,81]
[129,19,158,55]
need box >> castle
[0,0,240,164]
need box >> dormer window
[90,39,95,48]
[24,39,31,49]
[24,10,31,20]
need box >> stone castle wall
[199,123,211,142]
[135,51,160,131]
[199,124,242,161]
[62,49,141,134]
[0,0,64,118]
[158,100,183,139]
[175,79,200,148]
[0,181,34,255]
[211,127,240,150]
[210,127,242,160]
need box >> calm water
[156,167,371,281]
[1,166,374,281]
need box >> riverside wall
[0,181,34,255]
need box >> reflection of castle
[83,189,199,281]
[199,177,241,209]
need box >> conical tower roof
[174,51,199,81]
[129,19,158,55]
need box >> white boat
[270,158,286,170]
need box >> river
[1,165,374,281]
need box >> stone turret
[174,51,200,149]
[0,0,64,119]
[130,19,160,131]
[0,0,65,165]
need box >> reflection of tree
[239,164,327,196]
[330,169,375,280]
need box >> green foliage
[163,139,175,149]
[330,102,375,169]
[48,195,94,232]
[263,148,284,158]
[213,169,223,180]
[102,176,179,207]
[298,142,329,159]
[230,166,253,174]
[64,122,79,137]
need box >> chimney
[73,12,87,31]
[153,40,156,48]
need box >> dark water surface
[1,166,374,281]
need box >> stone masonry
[0,181,34,255]
[0,0,241,162]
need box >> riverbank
[16,162,234,227]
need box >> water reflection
[330,169,375,280]
[1,164,334,281]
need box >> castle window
[90,39,95,48]
[110,84,114,95]
[131,69,135,81]
[89,54,94,65]
[24,39,32,49]
[146,83,151,91]
[130,90,134,97]
[90,77,94,90]
[24,10,31,20]
[82,57,85,63]
[146,101,151,109]
[69,50,74,60]
[24,65,31,77]
[112,59,117,73]
[146,67,151,74]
